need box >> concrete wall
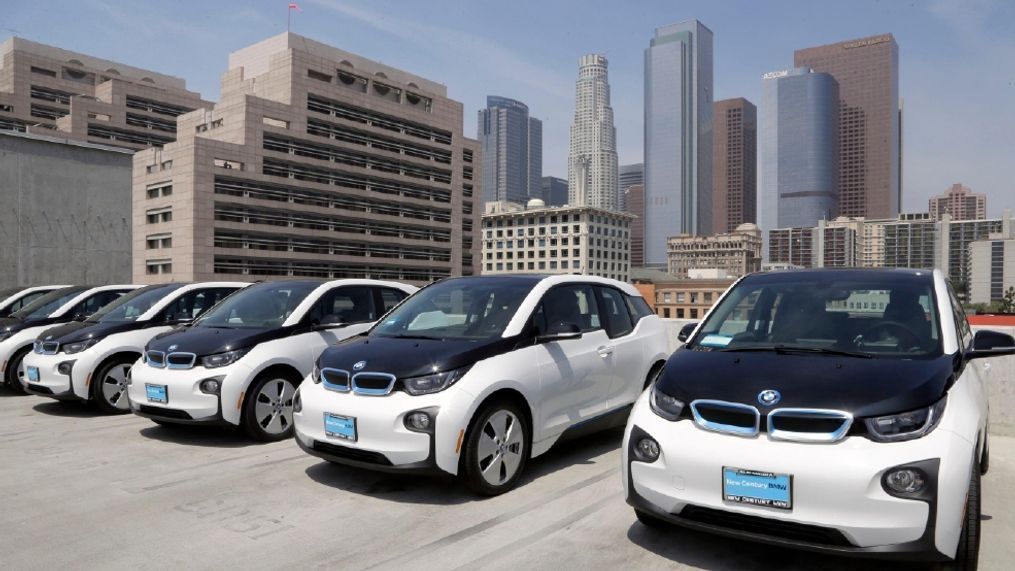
[0,131,132,287]
[660,318,1015,435]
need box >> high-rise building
[759,68,839,231]
[619,162,644,211]
[568,54,618,211]
[480,201,632,282]
[624,184,645,267]
[667,224,762,279]
[929,183,986,221]
[478,96,541,205]
[795,34,901,220]
[713,98,756,234]
[644,20,714,265]
[969,226,1015,304]
[132,33,480,283]
[540,176,568,207]
[0,36,211,150]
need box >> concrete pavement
[1,388,1012,570]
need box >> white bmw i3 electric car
[0,285,69,318]
[23,282,247,412]
[624,268,1008,569]
[294,275,669,495]
[2,285,139,393]
[127,279,416,441]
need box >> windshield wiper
[382,333,444,340]
[720,345,873,359]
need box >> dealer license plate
[723,467,793,510]
[145,383,168,404]
[324,413,357,441]
[27,366,40,382]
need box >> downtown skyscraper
[568,54,618,211]
[644,20,713,266]
[795,34,901,220]
[713,98,757,234]
[478,96,542,205]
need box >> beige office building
[929,183,986,221]
[0,37,210,150]
[133,33,480,283]
[481,200,633,281]
[667,223,762,278]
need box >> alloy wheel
[101,364,132,411]
[254,378,296,436]
[477,410,525,486]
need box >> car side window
[540,284,601,333]
[12,291,46,312]
[946,285,972,350]
[624,294,653,324]
[74,291,125,316]
[161,288,236,322]
[307,286,377,325]
[379,288,407,313]
[597,287,634,338]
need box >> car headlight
[865,397,947,442]
[402,366,471,396]
[649,384,685,421]
[62,338,101,355]
[201,348,249,369]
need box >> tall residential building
[713,98,757,234]
[795,34,901,219]
[929,183,986,221]
[759,68,839,231]
[132,33,480,283]
[477,96,541,204]
[0,36,211,150]
[969,227,1015,304]
[480,201,633,282]
[644,20,714,265]
[619,162,644,211]
[568,54,618,211]
[624,184,645,267]
[541,176,568,206]
[667,223,762,279]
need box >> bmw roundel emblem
[45,335,53,340]
[168,344,178,352]
[758,389,781,407]
[353,360,367,371]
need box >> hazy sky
[5,0,1013,215]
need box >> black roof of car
[745,268,935,285]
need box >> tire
[3,345,33,394]
[980,436,989,476]
[89,356,136,414]
[635,508,667,528]
[947,459,981,571]
[241,369,301,442]
[460,400,530,496]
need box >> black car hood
[37,320,154,344]
[318,335,522,379]
[657,349,955,418]
[147,325,291,357]
[0,315,66,336]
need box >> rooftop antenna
[287,2,302,32]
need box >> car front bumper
[126,360,243,426]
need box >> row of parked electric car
[4,269,1012,569]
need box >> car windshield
[689,274,943,359]
[10,287,86,320]
[89,284,185,323]
[371,278,533,341]
[194,282,319,329]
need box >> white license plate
[145,383,168,404]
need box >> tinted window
[12,291,48,312]
[12,288,86,319]
[156,287,238,323]
[195,282,318,329]
[91,285,183,323]
[624,294,654,322]
[372,279,532,340]
[690,276,942,358]
[597,287,634,338]
[946,284,972,350]
[71,291,127,317]
[306,286,377,325]
[379,288,407,312]
[538,284,601,334]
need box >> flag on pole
[288,2,302,11]
[287,2,302,32]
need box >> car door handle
[597,345,614,357]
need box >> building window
[146,207,172,224]
[214,158,243,170]
[677,308,685,319]
[145,259,172,275]
[146,184,172,199]
[663,308,671,318]
[690,308,698,319]
[146,233,172,249]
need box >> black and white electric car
[2,285,139,393]
[23,282,247,412]
[624,268,1007,569]
[295,275,669,495]
[0,285,69,318]
[127,279,417,441]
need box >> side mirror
[312,314,346,331]
[537,322,582,343]
[73,313,88,322]
[967,329,1015,359]
[677,322,699,343]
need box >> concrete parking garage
[1,389,1012,570]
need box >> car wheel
[90,356,136,414]
[461,400,530,496]
[242,370,301,442]
[980,437,989,476]
[635,508,667,528]
[3,345,33,394]
[946,459,981,571]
